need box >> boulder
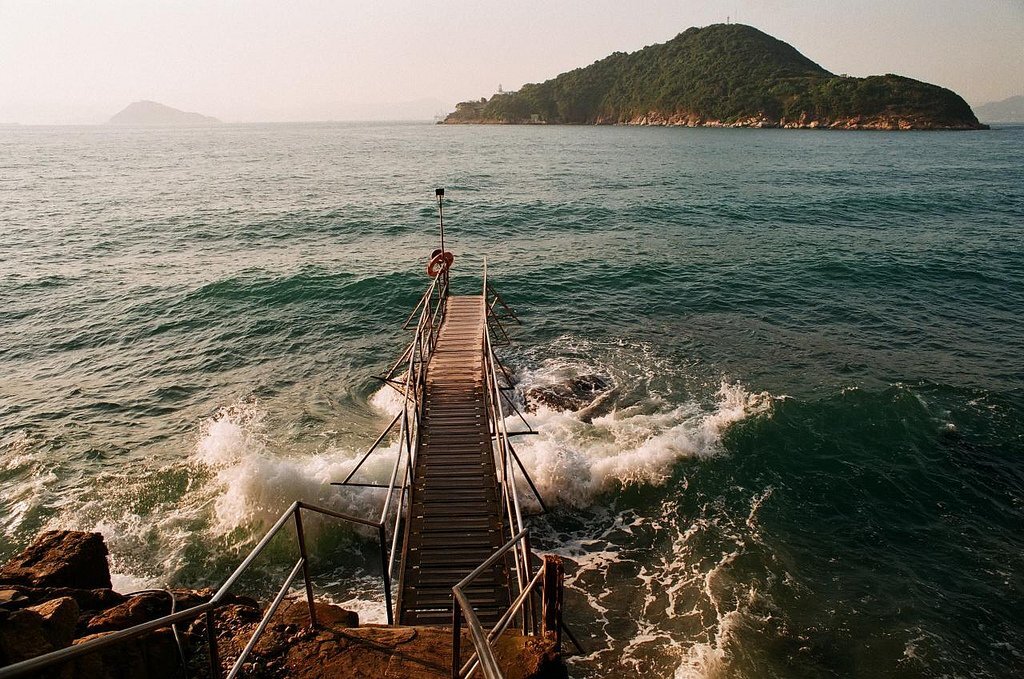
[0,532,111,590]
[86,592,171,634]
[0,608,52,666]
[70,628,181,679]
[0,589,29,610]
[30,597,79,649]
[2,586,123,613]
[525,374,616,422]
[0,597,79,667]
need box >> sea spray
[190,401,395,543]
[512,379,774,506]
[40,400,403,590]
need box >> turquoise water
[1,122,1022,677]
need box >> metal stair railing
[451,530,565,679]
[333,269,449,610]
[0,501,392,679]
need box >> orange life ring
[427,251,454,277]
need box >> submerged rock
[525,374,618,422]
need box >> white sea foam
[50,400,403,588]
[511,380,772,507]
[23,335,777,673]
[0,430,57,536]
[370,384,406,417]
[189,401,396,542]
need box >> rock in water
[0,531,111,590]
[525,375,613,413]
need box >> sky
[1,0,1022,124]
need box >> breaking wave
[513,381,772,506]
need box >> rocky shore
[443,111,987,130]
[0,531,566,678]
[607,111,987,130]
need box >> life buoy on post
[427,251,454,277]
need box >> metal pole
[436,187,445,254]
[379,524,394,625]
[205,609,221,678]
[452,602,462,679]
[294,508,318,628]
[541,556,564,653]
[340,410,402,485]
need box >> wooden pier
[397,295,510,625]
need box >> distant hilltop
[974,95,1024,123]
[443,24,986,131]
[108,100,220,126]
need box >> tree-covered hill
[443,24,985,130]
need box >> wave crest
[515,381,773,506]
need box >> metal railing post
[541,556,564,653]
[205,609,221,678]
[293,507,318,628]
[452,602,462,679]
[379,524,394,625]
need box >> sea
[1,121,1022,678]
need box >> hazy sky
[1,0,1022,123]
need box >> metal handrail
[452,528,529,679]
[0,501,391,679]
[481,261,532,620]
[452,528,564,679]
[485,330,530,594]
[337,269,450,620]
[448,265,556,679]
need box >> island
[442,24,986,130]
[108,100,220,126]
[974,95,1024,123]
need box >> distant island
[108,100,220,126]
[442,24,986,130]
[974,95,1024,123]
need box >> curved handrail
[451,528,565,679]
[452,528,529,679]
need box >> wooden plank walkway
[397,295,510,626]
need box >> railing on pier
[451,531,565,679]
[446,261,568,679]
[333,267,450,594]
[0,501,392,679]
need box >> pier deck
[397,295,510,626]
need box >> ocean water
[1,121,1022,677]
